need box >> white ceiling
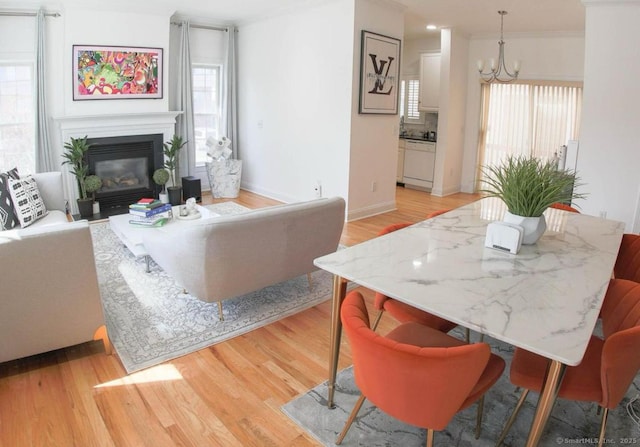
[155,0,585,39]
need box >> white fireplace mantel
[53,111,182,141]
[53,111,182,215]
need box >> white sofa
[141,197,346,319]
[0,172,108,363]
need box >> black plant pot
[168,186,183,206]
[77,198,94,218]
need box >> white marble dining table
[314,197,625,446]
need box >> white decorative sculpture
[205,136,242,198]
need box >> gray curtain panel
[223,26,239,159]
[175,21,196,178]
[35,9,54,173]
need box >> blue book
[129,203,172,217]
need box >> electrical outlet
[371,181,377,192]
[314,181,322,198]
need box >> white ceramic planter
[503,211,547,245]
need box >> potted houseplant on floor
[153,168,170,204]
[84,174,102,215]
[481,155,585,244]
[163,135,187,206]
[62,135,94,218]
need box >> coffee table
[109,204,213,272]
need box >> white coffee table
[109,204,213,272]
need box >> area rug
[91,202,335,374]
[282,326,640,446]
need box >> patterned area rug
[282,326,640,446]
[91,202,335,373]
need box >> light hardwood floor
[0,187,479,447]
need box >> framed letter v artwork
[359,30,401,114]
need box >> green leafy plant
[163,135,187,187]
[152,168,170,192]
[481,155,586,217]
[84,175,102,201]
[61,136,92,199]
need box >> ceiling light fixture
[426,24,437,31]
[477,10,520,83]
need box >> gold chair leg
[465,328,470,343]
[336,394,367,445]
[217,301,224,321]
[475,396,485,439]
[598,407,609,447]
[496,389,529,447]
[307,272,313,291]
[371,310,384,331]
[426,428,434,447]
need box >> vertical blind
[477,81,582,188]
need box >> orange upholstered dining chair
[337,291,505,446]
[550,202,581,213]
[614,233,640,283]
[496,278,640,447]
[371,209,456,334]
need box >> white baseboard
[347,200,396,222]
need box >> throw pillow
[7,176,49,228]
[0,167,20,231]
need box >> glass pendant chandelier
[477,11,520,83]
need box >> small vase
[503,211,547,245]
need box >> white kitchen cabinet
[397,139,405,183]
[403,140,436,189]
[419,53,440,112]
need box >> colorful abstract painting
[73,45,163,100]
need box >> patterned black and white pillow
[0,167,20,231]
[7,176,48,228]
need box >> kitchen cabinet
[397,139,405,183]
[419,53,440,112]
[403,140,436,189]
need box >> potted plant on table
[163,135,187,206]
[480,155,586,244]
[84,174,102,215]
[61,135,94,218]
[153,168,170,204]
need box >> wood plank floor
[0,186,479,447]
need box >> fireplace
[85,134,164,212]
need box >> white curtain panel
[223,26,239,159]
[35,9,54,173]
[175,21,196,178]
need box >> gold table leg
[525,359,567,447]
[327,275,347,408]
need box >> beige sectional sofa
[0,172,107,363]
[141,197,346,319]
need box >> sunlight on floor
[95,364,183,388]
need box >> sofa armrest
[32,171,66,212]
[0,220,105,362]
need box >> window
[192,64,222,166]
[477,81,582,188]
[399,77,422,123]
[0,63,35,173]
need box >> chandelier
[477,11,520,83]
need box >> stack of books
[128,198,172,227]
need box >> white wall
[460,33,585,193]
[348,0,404,220]
[432,29,468,197]
[402,35,440,75]
[579,0,640,231]
[237,0,354,205]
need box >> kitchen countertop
[399,134,437,143]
